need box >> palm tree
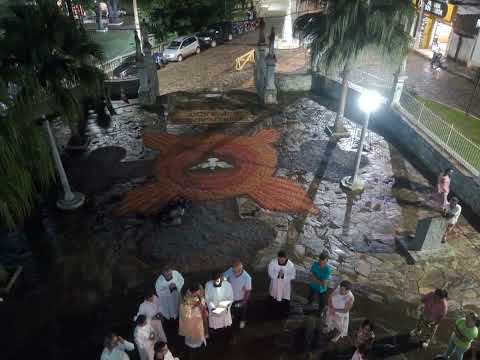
[0,0,105,227]
[295,0,414,137]
[1,0,105,141]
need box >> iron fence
[399,90,480,175]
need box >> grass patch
[417,97,480,146]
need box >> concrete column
[264,54,278,104]
[43,118,85,210]
[255,45,267,98]
[138,42,159,105]
[391,73,408,107]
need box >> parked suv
[196,28,229,48]
[163,36,200,62]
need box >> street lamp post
[340,90,382,192]
[42,116,85,210]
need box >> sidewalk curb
[410,49,475,83]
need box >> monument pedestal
[395,216,453,264]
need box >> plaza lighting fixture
[340,90,383,192]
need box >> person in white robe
[155,266,185,320]
[153,341,180,360]
[325,280,355,343]
[134,315,156,360]
[205,272,234,330]
[101,333,135,360]
[134,290,167,343]
[268,250,296,318]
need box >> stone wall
[311,72,480,218]
[275,73,312,92]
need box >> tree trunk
[108,0,120,24]
[333,62,350,135]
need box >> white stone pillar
[43,118,85,210]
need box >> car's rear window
[167,41,181,49]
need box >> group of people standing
[306,251,478,360]
[100,260,252,360]
[434,168,462,243]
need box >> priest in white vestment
[205,272,234,330]
[134,291,167,342]
[155,266,185,320]
[134,315,156,360]
[268,250,296,318]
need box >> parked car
[112,56,137,79]
[163,36,200,62]
[112,53,166,79]
[196,28,229,48]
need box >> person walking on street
[435,311,478,359]
[410,289,448,348]
[443,197,462,243]
[224,259,252,329]
[307,251,331,312]
[268,250,296,319]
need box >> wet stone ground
[38,90,480,359]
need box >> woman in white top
[100,333,135,360]
[134,315,156,360]
[325,280,355,342]
[134,291,167,342]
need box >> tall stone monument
[264,28,278,104]
[138,38,160,106]
[255,18,267,99]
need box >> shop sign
[424,0,448,18]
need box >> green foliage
[139,0,237,41]
[295,0,415,72]
[0,0,105,228]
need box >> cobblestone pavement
[49,91,480,359]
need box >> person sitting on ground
[354,319,375,349]
[101,332,135,360]
[308,251,332,312]
[324,280,355,343]
[153,341,179,360]
[435,311,478,360]
[351,343,369,360]
[443,197,462,243]
[410,288,448,348]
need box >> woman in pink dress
[436,168,453,210]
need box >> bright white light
[358,90,383,113]
[261,4,269,8]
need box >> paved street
[405,52,480,118]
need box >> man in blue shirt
[308,251,331,311]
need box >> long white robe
[134,296,167,342]
[100,340,135,360]
[205,280,234,329]
[325,286,355,339]
[134,323,155,360]
[268,259,296,301]
[155,271,185,319]
[164,350,180,360]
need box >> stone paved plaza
[44,89,480,359]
